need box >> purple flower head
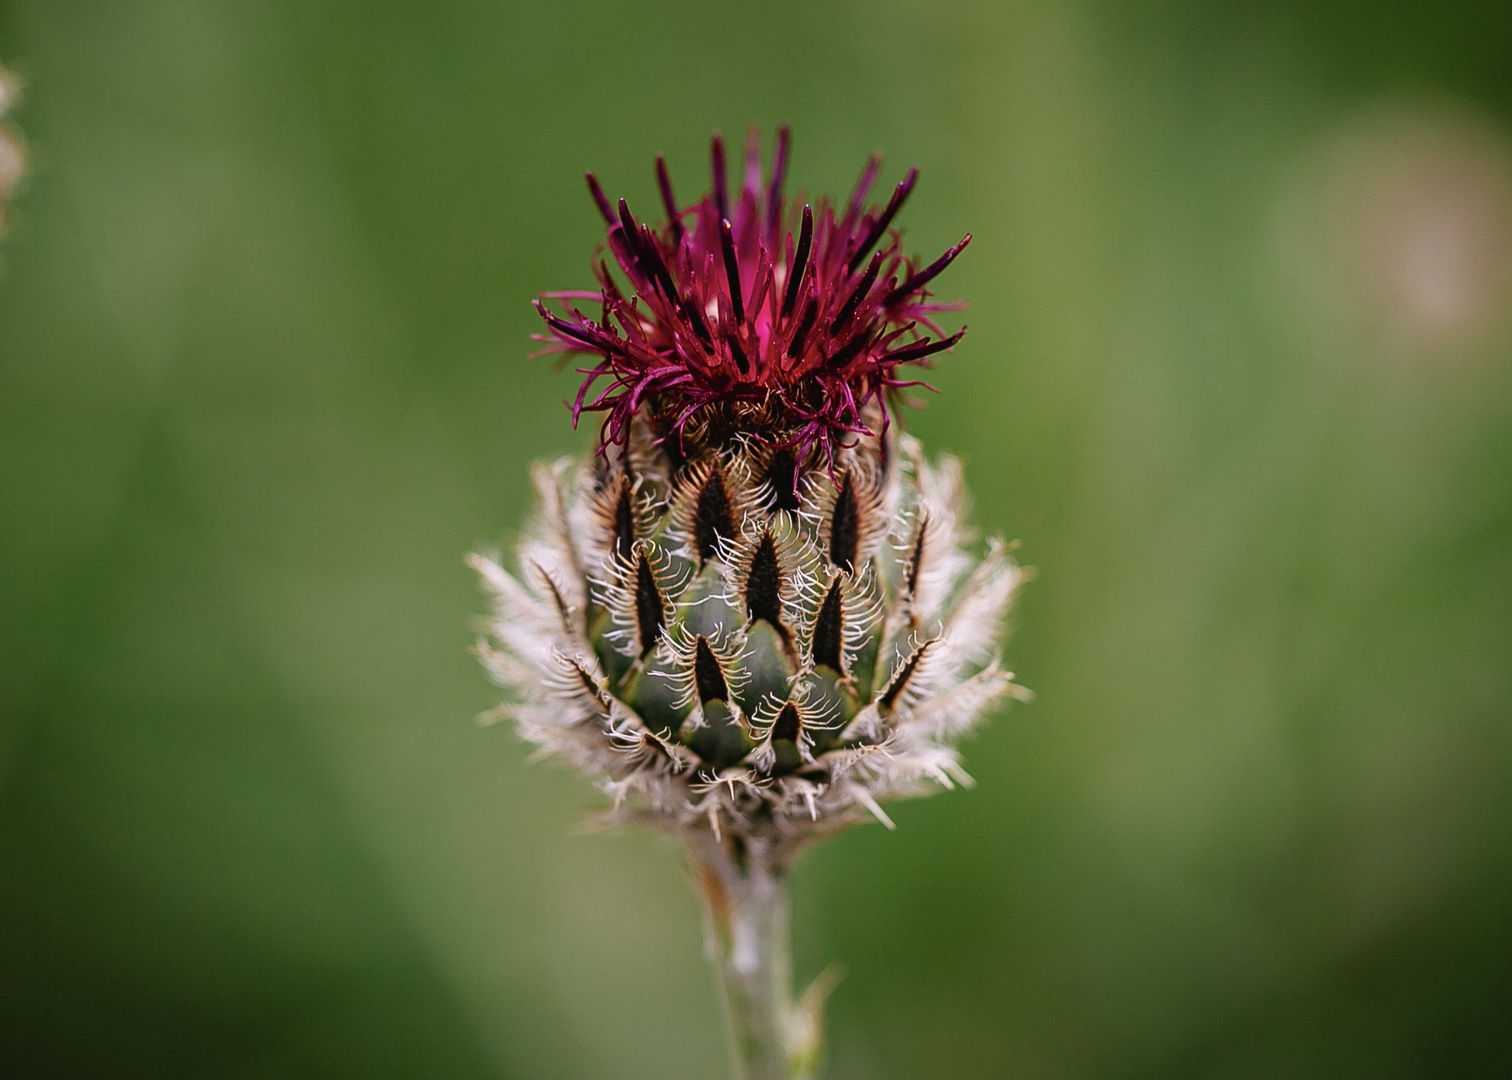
[533,126,971,479]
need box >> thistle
[471,127,1028,1080]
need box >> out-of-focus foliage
[0,2,1508,1077]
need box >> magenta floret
[533,126,970,472]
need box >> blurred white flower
[0,64,26,234]
[1278,102,1512,357]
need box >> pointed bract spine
[473,439,1024,850]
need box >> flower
[533,126,972,480]
[0,65,27,238]
[475,128,1027,862]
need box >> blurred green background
[2,1,1510,1077]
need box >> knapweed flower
[471,127,1027,1080]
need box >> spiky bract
[471,418,1027,855]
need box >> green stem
[690,836,822,1080]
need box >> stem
[690,835,822,1080]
